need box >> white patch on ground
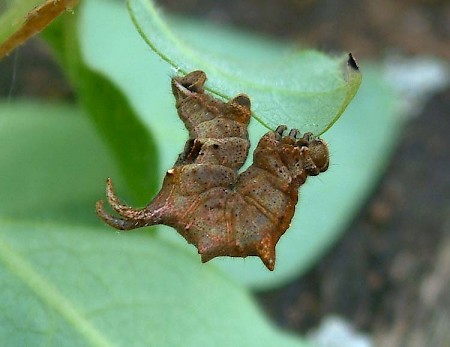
[308,315,373,347]
[383,55,449,117]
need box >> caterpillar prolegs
[96,71,329,270]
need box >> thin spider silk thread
[7,48,19,103]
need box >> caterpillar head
[307,137,329,174]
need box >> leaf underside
[127,0,361,135]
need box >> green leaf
[77,0,182,176]
[78,0,403,288]
[0,102,121,225]
[128,0,361,135]
[42,9,158,205]
[0,220,310,347]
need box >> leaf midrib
[0,234,116,347]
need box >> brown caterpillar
[96,70,329,270]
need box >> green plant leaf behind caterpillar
[128,0,362,135]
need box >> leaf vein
[0,236,115,347]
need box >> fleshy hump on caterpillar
[96,70,329,270]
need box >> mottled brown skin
[96,70,329,270]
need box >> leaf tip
[347,52,359,71]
